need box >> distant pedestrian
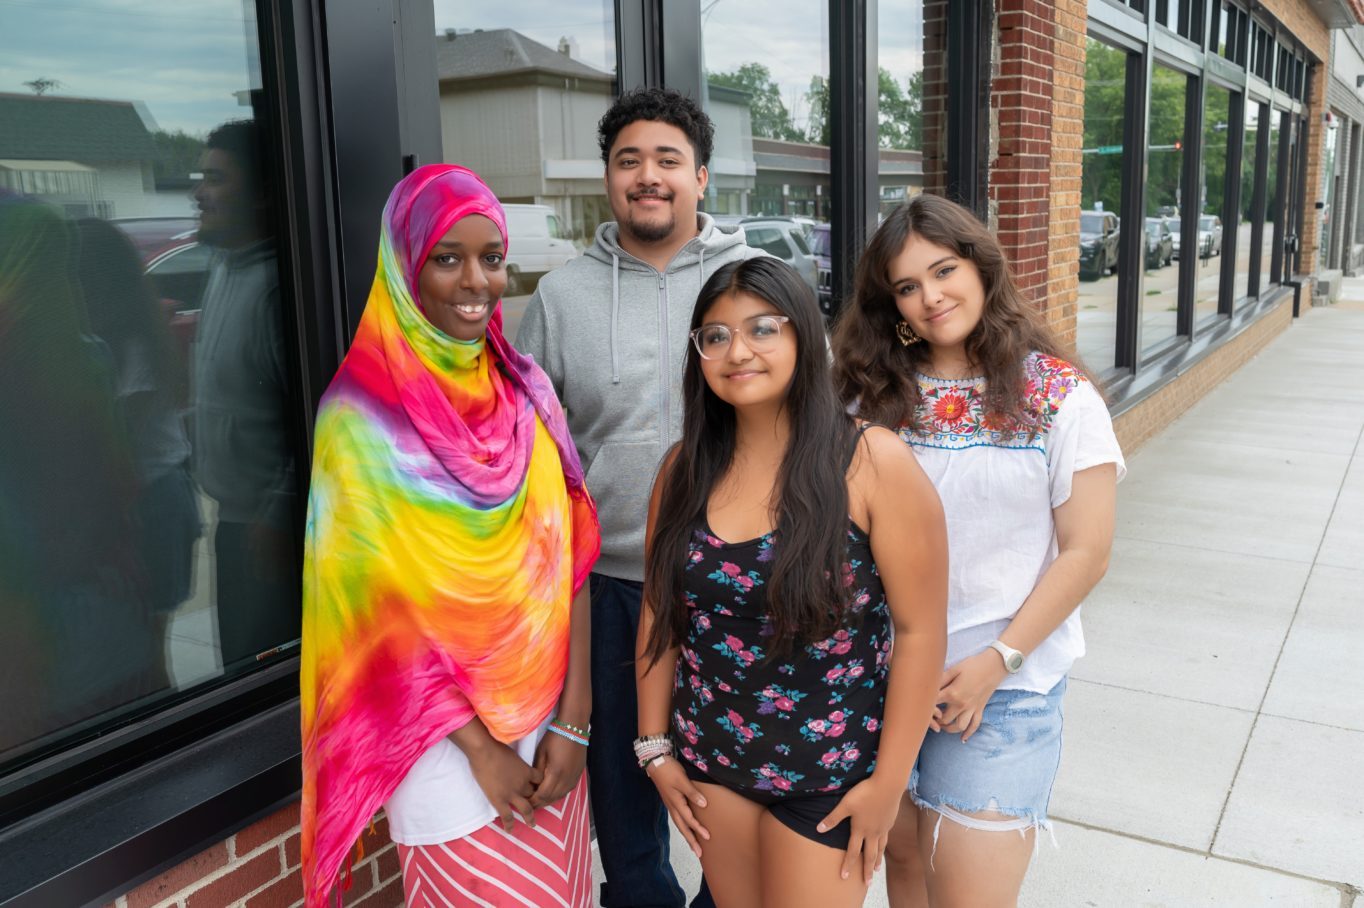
[832,194,1125,907]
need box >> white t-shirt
[901,353,1126,693]
[384,717,552,846]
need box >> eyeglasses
[689,315,791,360]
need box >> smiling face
[888,233,987,360]
[416,214,506,341]
[696,289,797,410]
[605,119,708,248]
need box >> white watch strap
[989,639,1024,672]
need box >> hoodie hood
[585,212,751,384]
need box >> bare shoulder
[848,423,919,480]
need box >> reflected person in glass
[0,193,164,754]
[516,87,765,908]
[77,217,201,687]
[191,120,298,668]
[299,165,599,907]
[832,194,1124,908]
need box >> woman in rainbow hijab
[300,165,600,907]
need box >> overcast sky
[434,0,618,74]
[0,0,260,135]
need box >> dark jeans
[589,573,714,908]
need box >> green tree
[1081,39,1127,215]
[879,68,922,150]
[150,129,206,183]
[709,63,802,141]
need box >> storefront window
[702,0,829,307]
[431,1,616,337]
[1,0,300,772]
[1198,83,1233,321]
[877,1,936,216]
[1144,64,1187,353]
[1235,102,1262,302]
[1261,108,1282,293]
[1077,38,1127,374]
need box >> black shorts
[683,760,853,850]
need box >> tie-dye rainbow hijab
[299,165,599,906]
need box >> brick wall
[1046,0,1088,348]
[105,804,401,908]
[1112,296,1294,453]
[990,0,1058,311]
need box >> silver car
[713,215,821,300]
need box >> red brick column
[1047,0,1088,346]
[990,0,1058,313]
[921,0,949,196]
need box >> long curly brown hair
[832,194,1086,434]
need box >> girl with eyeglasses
[832,194,1124,907]
[635,256,948,907]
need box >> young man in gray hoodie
[517,88,761,908]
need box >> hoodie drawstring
[610,253,621,384]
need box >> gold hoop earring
[896,319,921,346]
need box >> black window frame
[1086,0,1311,412]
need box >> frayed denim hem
[908,793,1058,870]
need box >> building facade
[1,2,1358,907]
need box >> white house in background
[0,93,192,219]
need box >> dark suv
[1078,210,1120,280]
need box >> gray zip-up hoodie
[516,212,763,581]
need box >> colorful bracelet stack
[632,733,674,768]
[547,717,589,746]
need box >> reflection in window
[0,1,298,770]
[703,0,827,215]
[878,2,936,212]
[1198,84,1233,322]
[1262,108,1282,293]
[1144,64,1186,353]
[432,2,616,335]
[1235,102,1262,302]
[1078,38,1126,374]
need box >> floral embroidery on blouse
[902,352,1084,452]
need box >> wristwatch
[988,640,1025,673]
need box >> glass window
[878,2,935,215]
[745,225,793,259]
[1261,108,1282,293]
[1144,64,1187,353]
[1078,38,1127,374]
[1234,102,1262,302]
[1,0,301,772]
[702,0,828,308]
[1197,83,1233,321]
[431,2,617,333]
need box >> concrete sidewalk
[593,293,1364,906]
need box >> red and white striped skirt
[396,773,592,907]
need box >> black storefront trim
[0,699,301,908]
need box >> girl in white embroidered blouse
[831,193,1126,908]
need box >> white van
[503,203,577,295]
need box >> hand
[529,730,586,808]
[465,741,544,831]
[930,650,1008,741]
[644,756,710,857]
[816,775,904,884]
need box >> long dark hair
[643,257,855,664]
[831,194,1087,434]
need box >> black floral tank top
[670,510,892,796]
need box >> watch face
[1006,652,1024,672]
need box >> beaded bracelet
[632,733,674,768]
[551,717,590,739]
[547,723,589,747]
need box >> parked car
[1078,210,1120,280]
[1144,217,1174,268]
[1198,215,1223,257]
[716,216,821,300]
[809,223,832,313]
[502,203,577,295]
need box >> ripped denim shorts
[909,677,1067,837]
